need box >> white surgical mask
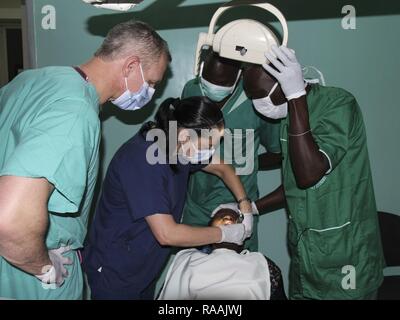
[199,62,241,102]
[181,141,216,164]
[252,82,288,119]
[111,64,155,111]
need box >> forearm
[0,232,51,275]
[219,164,252,212]
[162,224,222,247]
[219,165,246,200]
[288,96,329,188]
[258,152,282,171]
[0,209,51,275]
[255,185,285,214]
[0,176,52,275]
[204,163,252,212]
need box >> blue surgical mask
[181,141,216,164]
[111,64,155,111]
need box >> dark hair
[209,208,243,253]
[140,96,224,172]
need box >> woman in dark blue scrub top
[83,96,254,300]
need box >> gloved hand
[241,201,259,238]
[35,246,73,287]
[241,213,253,238]
[211,202,258,238]
[217,224,246,245]
[263,45,306,101]
[251,201,259,215]
[211,202,259,217]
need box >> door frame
[21,0,37,70]
[0,21,21,87]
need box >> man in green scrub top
[0,20,170,299]
[181,52,282,251]
[257,45,385,299]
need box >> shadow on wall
[85,0,400,37]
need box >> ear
[177,128,190,144]
[122,55,140,77]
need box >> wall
[27,0,400,294]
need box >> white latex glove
[244,202,260,237]
[211,202,258,238]
[263,45,306,101]
[217,224,246,245]
[35,246,73,287]
[251,201,259,215]
[242,213,253,238]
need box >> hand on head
[243,63,286,104]
[262,45,306,101]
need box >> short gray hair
[95,20,171,67]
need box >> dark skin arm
[242,64,286,211]
[243,64,283,170]
[255,152,284,213]
[258,152,282,171]
[254,185,285,215]
[287,92,330,189]
[259,46,330,189]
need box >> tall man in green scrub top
[181,52,282,251]
[0,20,170,299]
[257,44,385,299]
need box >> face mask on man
[199,62,241,102]
[252,82,288,119]
[180,141,216,164]
[111,63,155,111]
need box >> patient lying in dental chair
[158,208,287,300]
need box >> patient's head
[210,208,244,253]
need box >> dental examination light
[82,0,144,11]
[194,2,288,75]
